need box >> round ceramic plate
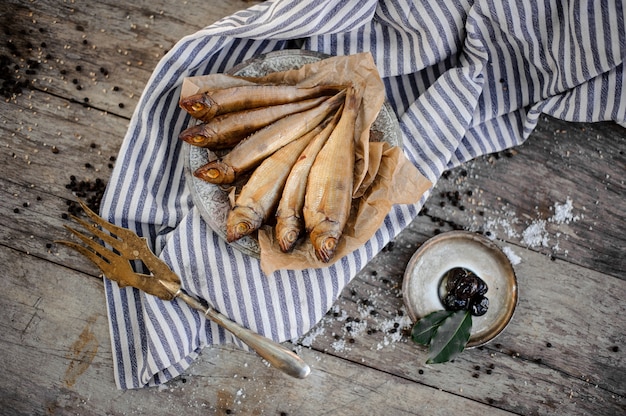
[184,50,402,258]
[402,231,518,347]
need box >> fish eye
[285,230,298,243]
[236,223,250,234]
[192,135,205,144]
[205,168,220,179]
[323,237,337,250]
[191,103,205,112]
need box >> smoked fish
[179,96,329,149]
[226,126,323,242]
[303,86,360,263]
[180,84,342,122]
[194,89,346,185]
[274,106,342,252]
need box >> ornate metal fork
[56,199,310,379]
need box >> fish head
[179,92,218,120]
[226,206,263,242]
[179,124,213,146]
[275,216,303,253]
[193,161,236,184]
[310,225,342,263]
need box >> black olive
[443,293,468,311]
[441,267,490,314]
[452,277,479,300]
[476,278,488,296]
[446,268,488,298]
[445,267,467,292]
[470,295,489,316]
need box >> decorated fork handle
[172,288,311,379]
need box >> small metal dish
[402,231,518,347]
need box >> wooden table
[1,1,624,414]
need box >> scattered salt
[502,246,521,265]
[376,339,389,350]
[331,339,348,352]
[297,325,325,347]
[345,319,368,336]
[331,305,349,322]
[550,197,581,224]
[470,197,581,255]
[478,208,520,240]
[520,198,582,249]
[521,219,550,248]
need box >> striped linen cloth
[100,0,625,389]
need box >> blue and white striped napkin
[99,0,625,389]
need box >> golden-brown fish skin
[303,86,360,263]
[226,129,319,242]
[179,96,329,149]
[180,84,344,122]
[274,108,342,253]
[194,89,346,185]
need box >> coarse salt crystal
[521,220,549,248]
[502,246,521,265]
[550,197,581,224]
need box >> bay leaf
[426,310,472,364]
[411,310,454,346]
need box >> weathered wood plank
[0,90,124,190]
[2,0,261,117]
[0,246,518,416]
[0,89,125,270]
[421,117,626,279]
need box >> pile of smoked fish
[179,82,364,263]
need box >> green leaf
[426,310,472,364]
[411,310,454,346]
